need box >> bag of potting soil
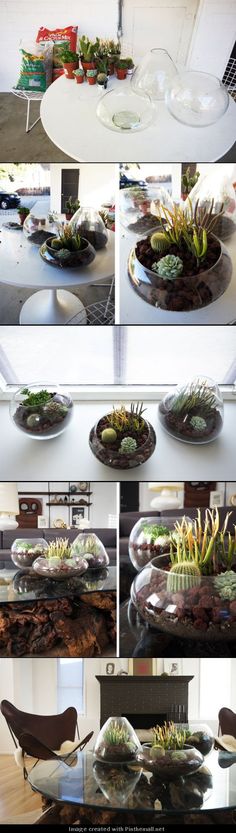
[36,26,78,81]
[15,42,53,92]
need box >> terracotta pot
[116,68,127,80]
[63,61,79,79]
[19,213,28,226]
[75,74,84,84]
[81,60,96,72]
[87,76,97,85]
[65,213,73,221]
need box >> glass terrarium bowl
[165,71,229,127]
[131,554,236,642]
[136,743,204,779]
[79,567,109,591]
[43,236,96,268]
[33,554,88,581]
[11,538,49,570]
[158,376,224,444]
[128,232,232,312]
[10,383,73,440]
[71,532,109,569]
[70,207,108,250]
[23,214,58,246]
[131,48,177,101]
[93,760,141,803]
[96,89,155,133]
[185,725,214,757]
[120,187,162,237]
[89,412,156,470]
[94,716,142,763]
[128,516,191,572]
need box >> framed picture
[128,659,155,676]
[37,515,47,528]
[106,662,115,675]
[71,506,85,526]
[163,659,183,676]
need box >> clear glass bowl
[23,214,58,246]
[70,207,108,250]
[158,376,224,444]
[136,743,204,779]
[129,516,192,571]
[11,538,49,570]
[33,554,88,580]
[186,725,214,757]
[93,760,141,802]
[94,716,142,763]
[10,383,73,440]
[131,48,177,101]
[166,71,229,127]
[71,532,109,569]
[120,187,163,237]
[131,554,236,641]
[96,89,155,133]
[89,412,156,470]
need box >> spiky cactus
[119,436,137,454]
[152,255,183,280]
[150,231,169,254]
[167,560,201,594]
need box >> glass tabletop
[28,749,236,815]
[0,562,116,603]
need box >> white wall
[17,481,117,528]
[187,0,236,75]
[50,164,116,214]
[121,0,199,65]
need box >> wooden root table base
[0,593,116,657]
[37,800,236,826]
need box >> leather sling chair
[218,707,236,738]
[1,699,93,778]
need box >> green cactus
[167,560,201,594]
[190,415,207,432]
[152,254,183,280]
[119,436,137,454]
[101,428,117,444]
[150,231,169,254]
[44,401,68,423]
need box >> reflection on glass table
[0,562,116,602]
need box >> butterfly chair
[218,707,236,738]
[0,699,93,779]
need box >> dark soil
[128,215,162,234]
[89,413,156,469]
[27,230,54,245]
[96,743,136,762]
[75,224,107,250]
[14,393,72,436]
[159,403,223,443]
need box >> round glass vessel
[43,236,96,268]
[136,743,203,779]
[10,383,73,440]
[129,516,191,571]
[131,554,236,641]
[96,89,155,133]
[166,71,229,127]
[89,413,156,470]
[186,725,214,757]
[93,761,141,802]
[23,214,58,246]
[33,554,88,580]
[70,207,108,250]
[94,716,142,763]
[131,49,177,101]
[158,376,224,444]
[71,532,109,569]
[11,538,49,569]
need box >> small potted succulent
[96,58,109,88]
[64,196,80,221]
[158,376,224,444]
[181,167,200,200]
[11,538,49,570]
[129,200,232,311]
[126,58,135,77]
[87,69,97,85]
[115,58,129,80]
[136,722,203,779]
[43,224,96,268]
[17,206,30,226]
[128,516,187,571]
[94,716,141,763]
[10,385,73,439]
[89,402,156,470]
[60,49,79,79]
[79,35,100,72]
[71,532,109,569]
[33,537,88,580]
[73,67,85,84]
[131,509,236,640]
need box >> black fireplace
[96,676,193,727]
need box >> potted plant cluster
[158,376,224,444]
[17,206,30,226]
[73,67,85,84]
[136,722,204,779]
[87,69,98,86]
[129,200,232,311]
[79,35,100,72]
[11,538,49,570]
[128,517,185,571]
[32,537,88,580]
[94,716,141,763]
[115,58,129,80]
[131,509,236,641]
[65,196,80,220]
[71,532,109,569]
[43,224,96,268]
[89,402,156,470]
[10,385,73,439]
[96,39,121,75]
[60,49,79,78]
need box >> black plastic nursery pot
[89,413,156,470]
[128,232,232,312]
[41,236,96,268]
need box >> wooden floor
[0,754,42,824]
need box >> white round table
[0,221,114,324]
[40,76,236,162]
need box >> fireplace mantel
[96,676,193,727]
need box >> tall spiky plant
[169,509,236,575]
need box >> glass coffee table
[28,749,236,824]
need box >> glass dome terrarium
[128,516,191,571]
[71,532,109,569]
[120,184,173,237]
[136,722,204,779]
[131,509,236,642]
[89,403,156,470]
[23,214,58,246]
[70,207,108,250]
[11,538,49,570]
[93,761,141,803]
[158,376,224,444]
[41,224,96,269]
[10,384,73,440]
[165,70,229,127]
[131,48,177,101]
[94,716,142,763]
[32,537,89,580]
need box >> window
[57,659,84,714]
[199,659,231,720]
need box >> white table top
[0,223,114,289]
[119,229,236,324]
[0,400,235,481]
[40,76,236,163]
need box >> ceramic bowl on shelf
[10,383,73,440]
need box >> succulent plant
[46,538,72,561]
[150,231,169,254]
[101,428,117,444]
[190,415,207,432]
[104,725,130,746]
[152,254,183,280]
[43,400,68,423]
[167,560,201,593]
[214,571,236,600]
[107,403,146,434]
[119,436,137,454]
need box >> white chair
[11,89,43,133]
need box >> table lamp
[148,482,183,511]
[0,482,19,530]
